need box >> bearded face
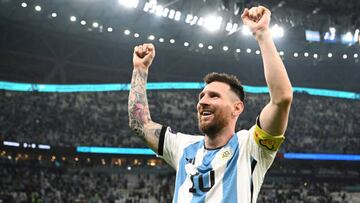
[197,82,234,137]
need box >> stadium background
[0,0,359,202]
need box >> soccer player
[128,5,292,203]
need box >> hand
[241,6,271,40]
[133,43,155,70]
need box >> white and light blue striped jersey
[158,122,285,203]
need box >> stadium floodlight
[107,27,113,32]
[354,29,359,42]
[159,38,164,42]
[354,53,358,58]
[208,45,213,50]
[80,20,86,25]
[328,53,333,58]
[294,52,299,57]
[174,11,181,21]
[226,22,232,32]
[236,49,241,53]
[21,2,27,8]
[304,52,309,57]
[223,46,229,51]
[155,5,163,16]
[148,35,155,40]
[313,53,318,59]
[162,8,169,17]
[51,12,57,18]
[35,5,41,11]
[198,43,204,48]
[246,48,251,53]
[185,14,193,24]
[279,51,284,56]
[343,54,347,59]
[170,39,175,43]
[226,23,238,33]
[255,50,260,55]
[190,16,198,26]
[197,17,204,26]
[124,29,130,35]
[271,24,284,38]
[70,16,77,22]
[184,42,189,47]
[168,9,175,19]
[203,15,222,32]
[242,25,252,35]
[134,33,139,38]
[93,22,99,28]
[118,0,139,8]
[143,2,151,12]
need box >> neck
[204,127,234,149]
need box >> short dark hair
[203,72,245,102]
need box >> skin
[128,6,293,152]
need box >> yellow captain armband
[254,124,285,152]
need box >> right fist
[133,43,155,70]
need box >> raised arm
[241,6,293,136]
[128,43,162,152]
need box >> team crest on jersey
[220,147,233,161]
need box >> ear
[232,101,244,117]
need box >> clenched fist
[133,43,155,70]
[241,6,271,40]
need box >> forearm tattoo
[128,69,151,139]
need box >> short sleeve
[158,126,203,170]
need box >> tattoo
[128,69,151,139]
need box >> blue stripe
[76,146,156,155]
[221,134,239,203]
[174,140,204,203]
[0,80,359,99]
[284,153,360,161]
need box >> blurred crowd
[0,90,359,153]
[0,157,358,203]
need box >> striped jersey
[158,122,285,203]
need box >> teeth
[202,111,212,116]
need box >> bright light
[107,27,113,32]
[155,5,164,16]
[208,45,213,50]
[198,43,204,48]
[51,13,57,18]
[313,53,318,59]
[226,22,232,31]
[271,24,284,38]
[329,27,336,33]
[328,53,333,58]
[354,53,358,58]
[174,11,181,21]
[93,22,99,28]
[162,8,169,17]
[343,32,353,42]
[255,50,260,55]
[197,17,204,26]
[190,16,198,26]
[170,39,175,43]
[168,10,175,19]
[246,48,251,53]
[134,33,139,38]
[159,38,164,42]
[279,51,284,56]
[294,52,298,57]
[80,20,86,25]
[203,15,222,32]
[143,2,151,12]
[236,49,241,53]
[354,29,359,42]
[185,14,192,24]
[148,35,155,40]
[242,25,252,35]
[226,23,238,33]
[124,29,130,35]
[223,46,229,51]
[35,5,41,12]
[21,2,27,8]
[184,42,189,47]
[70,16,77,22]
[304,52,309,57]
[118,0,139,8]
[343,54,347,59]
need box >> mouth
[200,110,214,120]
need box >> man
[128,5,292,203]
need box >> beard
[198,110,229,138]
